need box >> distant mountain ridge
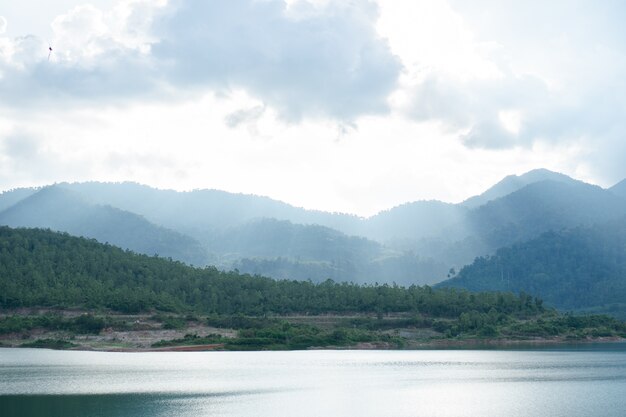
[0,186,208,266]
[0,188,39,212]
[1,169,624,291]
[464,179,626,250]
[374,178,626,274]
[362,200,467,242]
[461,168,578,208]
[58,181,363,237]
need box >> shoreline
[3,310,625,352]
[3,336,624,353]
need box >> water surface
[1,345,625,417]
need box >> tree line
[0,226,543,318]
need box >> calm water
[1,345,626,417]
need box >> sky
[1,0,625,216]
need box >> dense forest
[1,226,625,350]
[440,216,626,315]
[0,226,542,317]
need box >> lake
[1,345,626,417]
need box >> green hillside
[0,226,540,317]
[209,218,448,285]
[1,226,624,350]
[466,180,626,248]
[439,217,626,316]
[0,186,208,266]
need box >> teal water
[1,345,625,417]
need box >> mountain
[0,188,38,212]
[361,200,468,242]
[60,182,476,256]
[438,216,626,316]
[0,184,451,285]
[1,169,620,288]
[465,180,626,250]
[206,218,381,262]
[0,186,208,266]
[58,181,363,237]
[0,226,541,319]
[405,180,626,271]
[209,218,446,285]
[368,178,626,273]
[461,168,577,208]
[610,179,626,199]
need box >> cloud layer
[1,0,625,209]
[0,0,401,121]
[380,0,626,183]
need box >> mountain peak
[516,168,574,183]
[461,168,577,209]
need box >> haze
[1,0,625,216]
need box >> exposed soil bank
[1,310,624,352]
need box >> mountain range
[1,168,625,311]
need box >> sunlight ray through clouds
[0,0,624,213]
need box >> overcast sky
[1,0,624,216]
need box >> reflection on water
[1,345,626,417]
[1,393,201,417]
[1,392,274,417]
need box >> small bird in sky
[48,45,53,61]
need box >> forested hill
[2,170,625,289]
[438,217,626,316]
[207,218,447,286]
[465,180,626,250]
[0,226,543,318]
[0,186,208,266]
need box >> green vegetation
[0,226,625,350]
[151,314,188,330]
[4,174,626,292]
[466,180,626,252]
[151,313,626,350]
[3,310,624,351]
[21,339,78,349]
[0,314,107,335]
[151,333,225,348]
[151,322,405,351]
[234,250,447,287]
[440,216,626,313]
[0,186,208,266]
[0,227,545,318]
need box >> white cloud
[1,0,624,211]
[50,1,163,64]
[0,93,594,215]
[0,1,163,105]
[0,16,7,34]
[377,0,626,184]
[0,0,401,122]
[152,0,401,121]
